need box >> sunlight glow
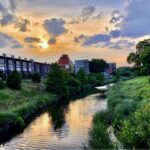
[39,41,49,49]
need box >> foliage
[6,71,22,90]
[108,77,150,149]
[127,39,150,75]
[0,79,56,133]
[46,64,69,99]
[89,111,113,149]
[0,71,6,81]
[0,79,5,89]
[76,68,87,84]
[32,73,41,83]
[90,59,108,73]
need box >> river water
[1,94,107,150]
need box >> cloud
[24,37,41,43]
[48,37,57,45]
[75,34,111,46]
[120,0,150,38]
[110,10,123,25]
[14,17,30,32]
[43,18,67,37]
[74,34,88,43]
[0,32,23,49]
[110,29,121,38]
[104,40,135,50]
[84,34,111,46]
[0,0,18,26]
[92,12,104,20]
[80,5,95,22]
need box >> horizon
[0,0,149,67]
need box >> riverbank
[108,76,150,149]
[0,80,57,139]
[89,76,150,149]
[0,79,99,143]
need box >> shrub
[32,73,41,83]
[0,79,5,89]
[89,111,113,149]
[6,71,21,90]
[0,71,6,81]
[46,64,69,99]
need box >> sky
[0,0,150,66]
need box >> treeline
[46,63,104,100]
[0,71,41,90]
[0,63,105,100]
[112,39,150,82]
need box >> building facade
[0,54,51,77]
[75,59,90,74]
[58,54,74,73]
[108,63,117,75]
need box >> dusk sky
[0,0,149,66]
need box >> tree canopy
[127,39,150,75]
[90,59,108,73]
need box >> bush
[46,64,69,99]
[89,111,113,149]
[6,71,21,90]
[32,73,41,83]
[0,79,5,89]
[0,71,6,81]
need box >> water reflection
[50,104,69,139]
[2,94,107,150]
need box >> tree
[127,39,150,75]
[76,68,87,84]
[90,59,107,73]
[0,71,6,81]
[32,73,41,83]
[46,64,69,99]
[0,79,5,89]
[6,71,22,90]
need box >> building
[0,54,51,77]
[108,63,116,75]
[75,59,90,74]
[58,54,74,73]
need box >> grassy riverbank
[108,76,150,149]
[90,76,150,149]
[89,111,113,149]
[0,80,57,135]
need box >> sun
[39,41,49,49]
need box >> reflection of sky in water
[2,94,107,150]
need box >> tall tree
[90,59,107,73]
[46,64,69,99]
[127,39,150,75]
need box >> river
[1,93,107,150]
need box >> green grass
[108,76,150,149]
[0,80,57,130]
[89,111,114,149]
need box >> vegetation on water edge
[89,111,113,149]
[108,76,150,149]
[0,64,104,136]
[0,79,57,134]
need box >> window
[23,62,27,71]
[16,61,21,71]
[8,60,14,70]
[28,63,32,72]
[0,58,4,70]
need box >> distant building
[58,54,74,73]
[108,63,116,75]
[75,59,90,74]
[0,53,51,77]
